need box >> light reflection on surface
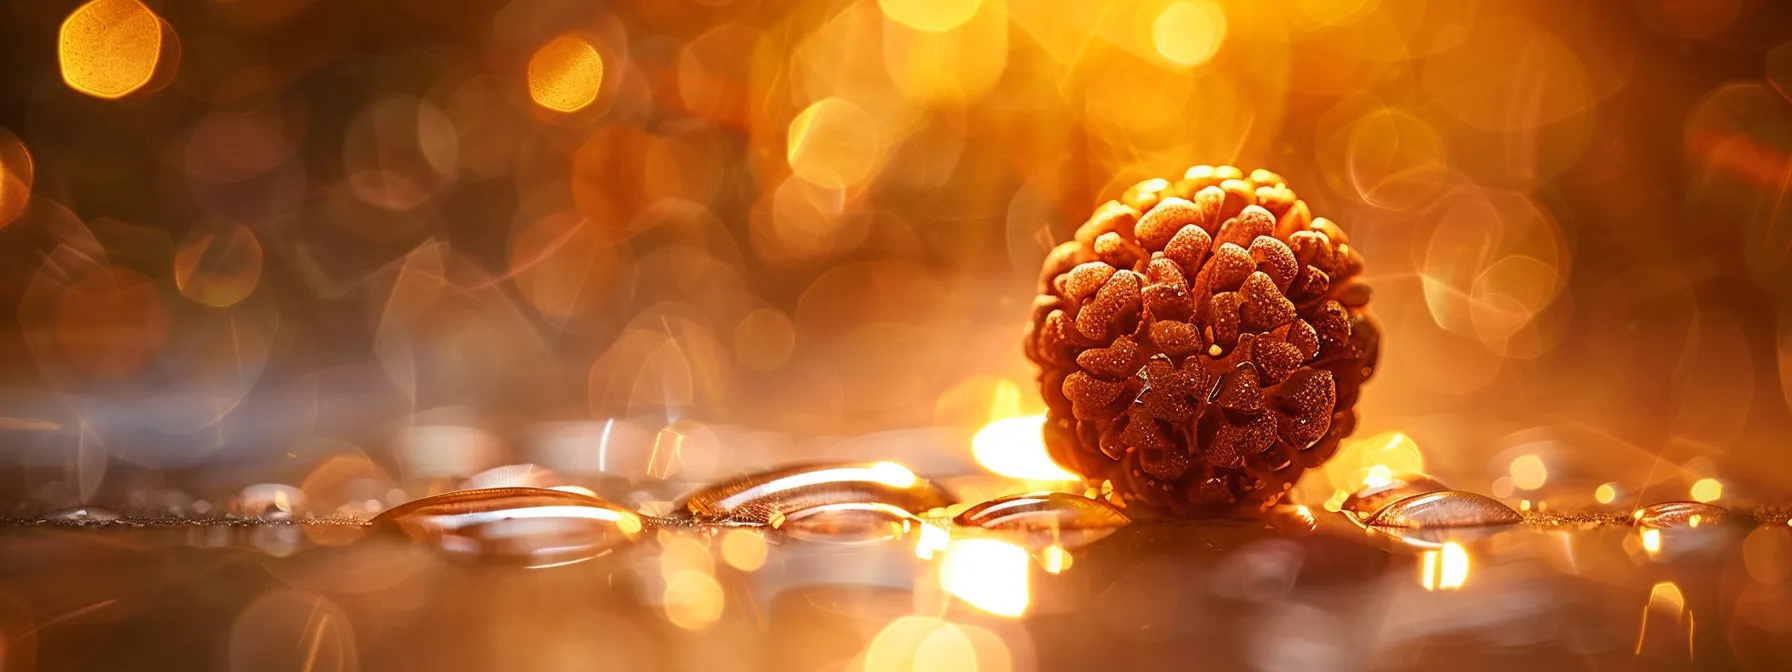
[1419,541,1470,591]
[971,415,1078,481]
[939,538,1030,617]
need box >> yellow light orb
[528,35,604,113]
[1152,0,1227,68]
[1691,478,1723,503]
[1594,482,1617,504]
[1508,454,1548,491]
[59,0,166,99]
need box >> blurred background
[1,0,1791,517]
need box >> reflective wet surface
[3,470,1791,671]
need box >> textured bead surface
[1025,165,1380,517]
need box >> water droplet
[1342,474,1449,518]
[373,487,645,568]
[236,483,306,520]
[953,492,1130,549]
[775,502,921,544]
[677,462,953,525]
[1633,501,1729,528]
[1365,491,1522,528]
[43,506,121,525]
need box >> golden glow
[527,35,604,113]
[1635,581,1687,654]
[972,414,1079,481]
[879,0,981,33]
[939,538,1030,617]
[914,521,950,560]
[1595,483,1618,504]
[1039,544,1072,574]
[1690,478,1723,503]
[548,485,599,497]
[1419,541,1470,590]
[663,570,724,630]
[1642,527,1662,554]
[1151,1,1227,68]
[58,0,166,99]
[0,130,31,230]
[1304,431,1427,512]
[720,529,768,571]
[786,97,880,189]
[868,461,919,488]
[1508,454,1548,491]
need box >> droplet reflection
[677,462,952,525]
[774,501,921,544]
[1365,491,1522,528]
[1633,501,1729,528]
[373,487,644,567]
[1341,474,1449,519]
[953,492,1130,550]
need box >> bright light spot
[549,485,598,497]
[1646,581,1685,617]
[940,538,1030,617]
[1691,478,1723,503]
[662,570,724,630]
[915,521,950,560]
[787,97,880,189]
[1151,1,1227,68]
[1509,454,1548,490]
[1520,499,1531,512]
[59,0,166,99]
[869,461,919,488]
[527,35,604,112]
[1363,464,1393,487]
[879,0,981,33]
[1688,514,1702,529]
[1039,545,1072,574]
[720,529,768,572]
[1420,541,1470,590]
[1595,483,1618,504]
[1642,527,1662,554]
[972,415,1079,481]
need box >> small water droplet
[1365,491,1522,528]
[1342,474,1449,518]
[775,502,921,544]
[677,462,952,525]
[1633,501,1729,528]
[43,506,121,525]
[236,483,306,520]
[953,492,1130,549]
[373,487,645,567]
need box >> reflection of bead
[1025,165,1380,518]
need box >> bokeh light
[57,0,173,100]
[1152,1,1226,68]
[173,224,263,308]
[528,35,605,113]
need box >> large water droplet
[774,502,922,544]
[1342,474,1449,518]
[43,505,121,525]
[677,462,952,525]
[953,492,1130,549]
[1633,501,1729,528]
[372,487,645,567]
[1365,491,1522,528]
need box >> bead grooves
[1025,165,1380,517]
